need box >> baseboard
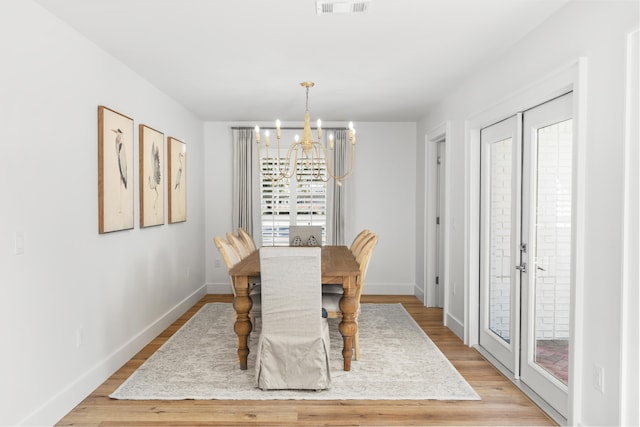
[445,312,464,340]
[362,283,415,295]
[414,284,425,304]
[21,285,207,426]
[206,282,415,295]
[207,282,233,294]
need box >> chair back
[214,236,241,269]
[355,234,378,301]
[227,232,250,259]
[350,229,372,257]
[259,247,322,334]
[238,227,257,252]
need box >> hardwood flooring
[57,295,556,426]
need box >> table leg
[233,276,252,370]
[338,275,358,371]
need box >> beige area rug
[110,303,480,401]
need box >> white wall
[416,1,639,425]
[204,121,417,295]
[0,2,206,425]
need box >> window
[260,157,327,246]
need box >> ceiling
[34,0,569,122]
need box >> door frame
[464,58,588,426]
[424,122,459,331]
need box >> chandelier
[254,82,356,184]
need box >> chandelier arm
[320,135,355,181]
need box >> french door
[479,92,573,417]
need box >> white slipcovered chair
[255,246,331,390]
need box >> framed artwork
[168,136,186,223]
[98,106,134,234]
[139,124,165,227]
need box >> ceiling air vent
[316,0,371,15]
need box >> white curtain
[326,129,349,245]
[232,127,262,247]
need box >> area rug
[110,303,480,401]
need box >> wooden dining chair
[350,229,372,257]
[322,233,378,361]
[238,227,257,252]
[323,231,376,295]
[227,231,251,259]
[214,235,261,317]
[255,246,331,390]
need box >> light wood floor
[57,295,556,426]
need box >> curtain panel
[327,129,349,245]
[232,128,262,247]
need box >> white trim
[209,282,416,296]
[465,58,588,426]
[424,123,447,308]
[20,285,208,426]
[620,28,639,427]
[446,313,464,340]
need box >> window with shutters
[260,157,327,246]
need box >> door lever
[515,262,527,273]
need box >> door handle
[515,262,527,273]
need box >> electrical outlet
[593,365,604,392]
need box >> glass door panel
[532,119,572,386]
[479,115,520,373]
[521,92,573,418]
[489,138,513,343]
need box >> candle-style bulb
[329,133,334,149]
[276,119,281,139]
[265,130,270,147]
[295,134,300,142]
[317,119,322,139]
[255,126,260,143]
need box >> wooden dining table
[229,245,360,371]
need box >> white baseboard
[21,285,207,426]
[206,282,415,295]
[445,312,464,340]
[207,283,234,294]
[414,284,425,304]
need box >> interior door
[435,140,445,308]
[479,115,521,373]
[520,92,573,417]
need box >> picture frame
[168,136,186,223]
[139,124,165,227]
[98,106,134,234]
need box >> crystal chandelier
[254,82,356,184]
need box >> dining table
[229,245,361,371]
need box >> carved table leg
[338,275,358,371]
[233,276,252,370]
